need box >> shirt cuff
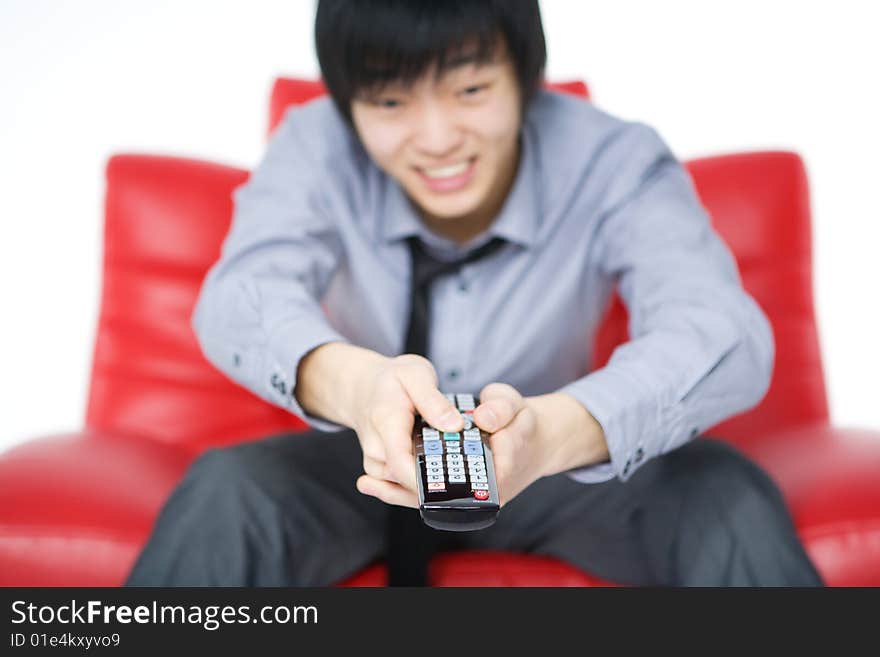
[556,361,694,483]
[263,316,351,432]
[564,460,617,484]
[557,364,659,483]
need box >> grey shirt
[192,89,773,484]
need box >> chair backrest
[269,78,830,442]
[688,152,830,438]
[85,155,307,452]
[594,150,830,442]
[85,77,828,453]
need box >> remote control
[413,393,500,531]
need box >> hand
[473,384,611,506]
[351,354,463,507]
[470,383,547,506]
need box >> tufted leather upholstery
[86,155,307,452]
[1,78,879,587]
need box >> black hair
[314,0,547,125]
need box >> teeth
[422,160,470,179]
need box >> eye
[373,97,403,109]
[460,84,488,97]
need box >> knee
[186,445,259,494]
[182,444,320,544]
[665,438,791,533]
[658,439,820,585]
[184,441,301,507]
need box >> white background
[1,0,877,452]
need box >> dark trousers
[124,429,824,587]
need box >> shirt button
[448,369,460,380]
[458,279,469,293]
[635,447,644,462]
[690,428,699,439]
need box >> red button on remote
[473,489,489,500]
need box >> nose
[412,102,464,159]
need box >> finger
[485,409,537,507]
[396,361,463,432]
[362,455,389,481]
[356,475,418,508]
[358,428,387,464]
[370,406,419,493]
[474,382,524,433]
[484,428,519,507]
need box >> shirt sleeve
[557,123,775,483]
[191,107,350,432]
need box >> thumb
[397,366,463,432]
[474,382,523,433]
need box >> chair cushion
[3,425,878,586]
[0,430,194,585]
[341,552,617,587]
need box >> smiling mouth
[414,157,478,192]
[418,157,476,179]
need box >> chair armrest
[731,424,880,586]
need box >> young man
[125,0,823,586]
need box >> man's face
[351,47,522,239]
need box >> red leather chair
[2,78,878,587]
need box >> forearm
[528,392,610,477]
[295,341,389,429]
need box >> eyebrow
[360,53,484,85]
[355,48,497,99]
[443,48,503,71]
[445,52,482,68]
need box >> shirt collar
[380,123,541,251]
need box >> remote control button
[468,467,486,476]
[422,428,439,440]
[424,440,443,455]
[449,475,466,483]
[443,431,460,441]
[426,457,443,468]
[445,446,461,454]
[426,467,444,476]
[464,442,484,456]
[447,466,465,476]
[445,440,461,449]
[446,453,463,460]
[427,475,444,483]
[456,394,475,410]
[466,455,484,464]
[471,483,489,490]
[463,429,481,441]
[428,482,445,491]
[461,413,474,430]
[473,490,489,500]
[471,475,488,483]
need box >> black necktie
[387,235,507,587]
